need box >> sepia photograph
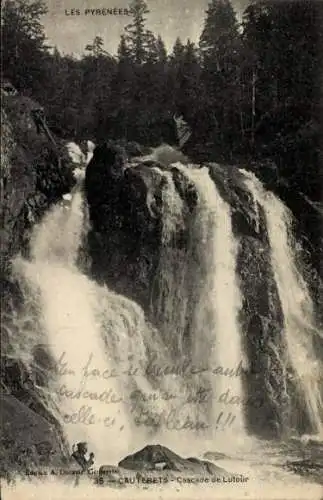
[1,0,323,498]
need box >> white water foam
[241,169,323,436]
[152,164,246,443]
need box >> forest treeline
[1,0,322,203]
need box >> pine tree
[199,0,240,72]
[117,34,131,62]
[1,0,49,94]
[180,40,201,113]
[124,0,156,64]
[85,36,109,58]
[166,39,201,123]
[155,35,167,64]
[198,0,242,158]
[170,37,185,65]
[82,36,116,141]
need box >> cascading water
[150,167,188,353]
[14,187,133,463]
[241,169,323,436]
[152,164,246,437]
[177,166,245,436]
[3,143,323,497]
[10,179,215,463]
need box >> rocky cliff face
[85,143,197,310]
[85,145,280,317]
[85,143,321,439]
[1,95,75,472]
[1,95,75,275]
[207,164,288,437]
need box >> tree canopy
[2,0,321,206]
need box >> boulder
[118,444,229,476]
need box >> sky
[43,0,250,57]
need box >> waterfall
[9,146,323,471]
[11,181,214,463]
[241,169,323,436]
[153,164,246,436]
[14,186,164,463]
[180,166,245,435]
[14,188,133,463]
[150,167,188,353]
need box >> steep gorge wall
[1,95,75,275]
[1,95,75,473]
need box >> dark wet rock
[237,236,288,438]
[246,160,322,281]
[208,160,295,437]
[85,145,162,307]
[31,344,56,387]
[208,162,267,240]
[118,444,229,476]
[1,356,32,394]
[171,166,198,212]
[248,159,280,188]
[237,234,315,438]
[1,95,75,474]
[0,394,69,477]
[85,144,195,309]
[1,356,62,433]
[1,95,75,271]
